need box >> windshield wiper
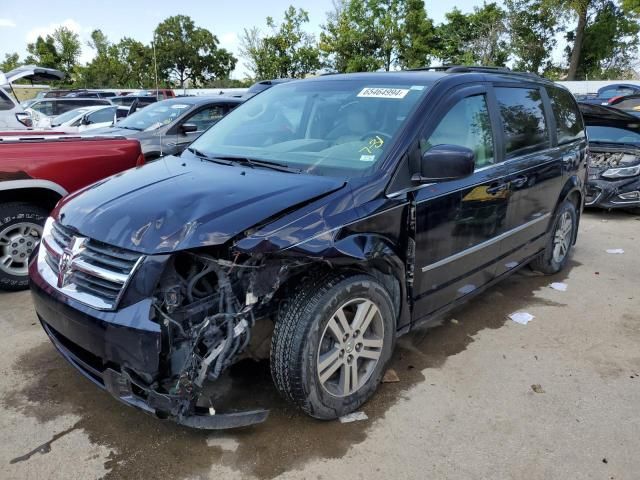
[209,155,301,174]
[187,147,234,165]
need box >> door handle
[486,182,508,195]
[510,175,528,188]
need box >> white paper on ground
[338,411,369,423]
[606,249,624,254]
[509,312,535,325]
[550,282,568,291]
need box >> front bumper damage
[586,149,640,209]
[29,249,291,429]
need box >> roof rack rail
[407,65,544,80]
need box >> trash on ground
[606,249,624,254]
[509,312,535,325]
[339,411,369,423]
[549,282,568,291]
[382,369,400,383]
[450,318,459,324]
[531,384,545,393]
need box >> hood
[55,155,346,254]
[579,102,640,126]
[3,65,64,84]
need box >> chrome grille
[38,219,144,310]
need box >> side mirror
[180,123,198,134]
[412,144,475,183]
[82,116,92,125]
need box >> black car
[579,103,640,210]
[242,78,293,99]
[30,67,586,429]
[605,93,640,117]
[110,95,158,109]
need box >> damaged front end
[146,251,293,429]
[586,148,640,208]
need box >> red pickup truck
[0,135,144,290]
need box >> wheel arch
[0,180,67,212]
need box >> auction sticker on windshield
[357,87,410,99]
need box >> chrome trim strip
[421,213,551,273]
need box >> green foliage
[154,15,237,88]
[240,6,321,80]
[320,0,436,72]
[506,0,562,74]
[573,0,640,79]
[1,53,21,72]
[434,3,510,67]
[24,26,81,83]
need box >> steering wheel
[360,131,392,142]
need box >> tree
[25,26,81,81]
[1,53,21,72]
[434,3,509,66]
[506,0,561,74]
[240,6,321,80]
[559,0,592,80]
[154,15,236,88]
[573,0,640,79]
[320,0,436,72]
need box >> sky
[0,0,504,79]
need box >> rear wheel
[530,200,577,275]
[270,273,396,419]
[0,203,47,291]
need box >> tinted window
[548,87,585,145]
[87,107,115,124]
[586,126,640,144]
[422,95,494,168]
[600,87,636,99]
[115,108,129,119]
[612,97,640,111]
[32,101,55,116]
[496,87,549,157]
[186,105,226,132]
[0,89,14,111]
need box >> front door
[412,86,512,321]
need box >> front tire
[271,273,396,419]
[530,200,577,275]
[0,202,47,291]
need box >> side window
[34,101,55,116]
[422,94,495,168]
[186,106,225,132]
[87,107,115,124]
[548,87,585,145]
[115,108,128,119]
[0,89,14,111]
[495,87,549,157]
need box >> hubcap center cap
[345,339,355,353]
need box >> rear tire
[270,273,396,420]
[0,203,47,291]
[530,200,577,275]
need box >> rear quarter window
[495,87,549,157]
[0,89,15,111]
[548,87,585,145]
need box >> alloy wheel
[317,298,385,397]
[0,222,42,276]
[552,211,573,264]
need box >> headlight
[601,164,640,179]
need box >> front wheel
[530,200,577,275]
[271,273,396,419]
[0,202,47,291]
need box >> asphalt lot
[0,209,638,480]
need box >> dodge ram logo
[57,236,87,288]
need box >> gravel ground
[0,209,638,480]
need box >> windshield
[118,101,193,131]
[52,107,92,125]
[587,125,640,144]
[190,79,431,177]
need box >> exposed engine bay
[147,252,292,428]
[589,151,640,168]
